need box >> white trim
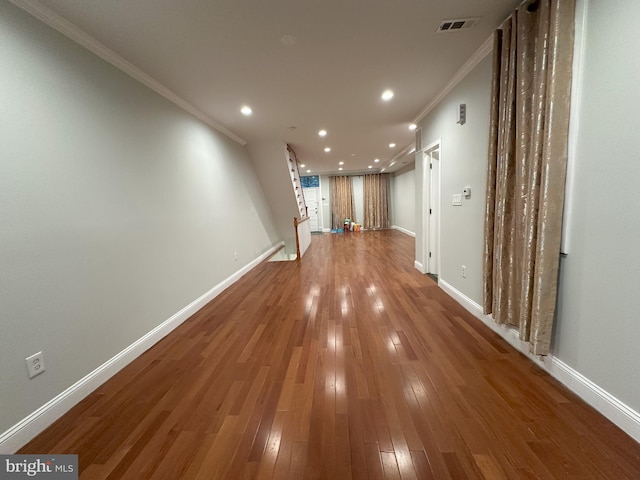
[7,0,246,146]
[391,225,415,237]
[0,242,284,454]
[438,279,640,444]
[322,228,332,233]
[414,36,494,124]
[561,0,588,255]
[414,260,425,273]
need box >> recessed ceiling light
[339,161,344,165]
[240,105,252,116]
[306,169,311,173]
[374,158,380,163]
[300,164,306,168]
[409,123,417,131]
[318,129,327,137]
[338,167,343,171]
[324,147,331,153]
[368,166,372,169]
[389,143,396,148]
[350,153,356,157]
[381,89,394,101]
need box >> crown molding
[413,34,494,124]
[8,0,247,146]
[384,34,494,172]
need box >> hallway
[20,231,639,479]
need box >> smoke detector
[437,17,481,33]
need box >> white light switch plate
[452,194,462,206]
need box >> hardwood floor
[20,231,639,479]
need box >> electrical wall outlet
[234,252,238,261]
[461,265,467,278]
[25,351,45,378]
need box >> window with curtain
[363,173,390,230]
[483,0,575,355]
[329,176,355,229]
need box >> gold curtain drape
[483,0,575,355]
[363,174,390,230]
[329,176,355,229]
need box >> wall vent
[437,17,481,33]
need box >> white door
[303,187,321,232]
[422,142,441,276]
[428,148,440,274]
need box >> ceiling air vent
[437,17,481,33]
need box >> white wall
[413,0,640,433]
[320,175,331,231]
[0,2,279,441]
[391,166,416,235]
[247,141,300,253]
[416,56,492,303]
[553,0,640,413]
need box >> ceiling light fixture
[240,105,253,116]
[368,166,372,169]
[389,143,396,148]
[339,161,344,165]
[409,123,417,131]
[300,164,306,168]
[381,89,394,101]
[374,158,380,163]
[318,129,327,137]
[324,147,331,153]
[338,167,343,171]
[306,169,311,173]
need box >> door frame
[421,139,441,277]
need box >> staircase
[286,145,307,219]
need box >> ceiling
[15,0,519,174]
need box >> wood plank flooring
[20,231,640,479]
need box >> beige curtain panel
[329,176,355,229]
[363,174,390,230]
[483,0,575,355]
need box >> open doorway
[422,141,441,280]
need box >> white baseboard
[438,279,640,444]
[414,260,425,273]
[391,225,416,237]
[0,241,284,454]
[322,228,331,233]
